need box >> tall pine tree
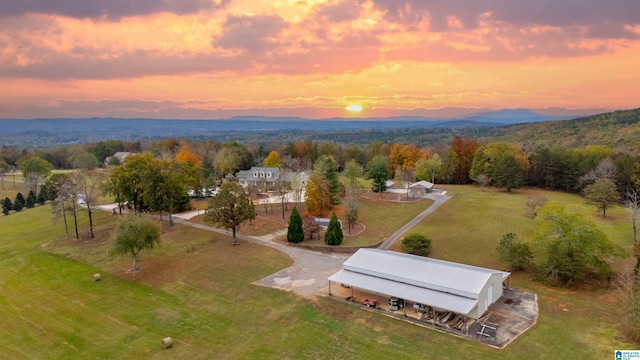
[287,207,304,243]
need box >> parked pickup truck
[363,299,378,308]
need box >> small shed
[328,249,509,320]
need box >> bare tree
[526,194,548,217]
[476,174,492,191]
[290,173,306,204]
[73,170,105,239]
[399,168,415,199]
[276,168,290,219]
[580,157,617,185]
[625,190,640,246]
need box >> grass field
[0,185,637,358]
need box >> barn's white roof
[329,249,509,315]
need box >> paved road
[99,190,450,298]
[173,218,349,297]
[378,191,451,250]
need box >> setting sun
[346,105,363,112]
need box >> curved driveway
[107,191,451,298]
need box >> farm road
[378,191,451,250]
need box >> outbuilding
[328,249,510,321]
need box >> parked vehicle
[363,299,378,308]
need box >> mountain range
[0,108,611,148]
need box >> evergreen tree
[26,190,36,208]
[13,192,25,212]
[324,212,343,246]
[2,197,11,215]
[25,193,35,209]
[37,189,46,205]
[287,207,304,243]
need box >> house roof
[238,167,281,182]
[328,249,509,315]
[409,180,434,189]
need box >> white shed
[328,249,509,319]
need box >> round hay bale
[161,337,173,349]
[92,273,101,282]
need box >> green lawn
[0,185,637,359]
[344,196,433,247]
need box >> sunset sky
[0,0,638,119]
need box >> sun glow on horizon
[345,104,363,112]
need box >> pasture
[0,184,637,359]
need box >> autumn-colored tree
[305,166,332,216]
[264,150,283,167]
[302,216,321,241]
[400,143,425,170]
[450,136,480,184]
[176,148,201,166]
[389,143,405,173]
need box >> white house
[105,152,134,166]
[328,249,510,320]
[238,167,281,188]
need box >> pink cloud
[0,0,229,21]
[214,14,287,53]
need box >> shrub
[401,233,432,257]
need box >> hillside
[483,108,640,152]
[0,109,570,148]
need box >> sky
[0,0,639,119]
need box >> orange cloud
[0,0,639,118]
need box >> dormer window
[266,171,272,178]
[260,170,265,178]
[253,171,258,178]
